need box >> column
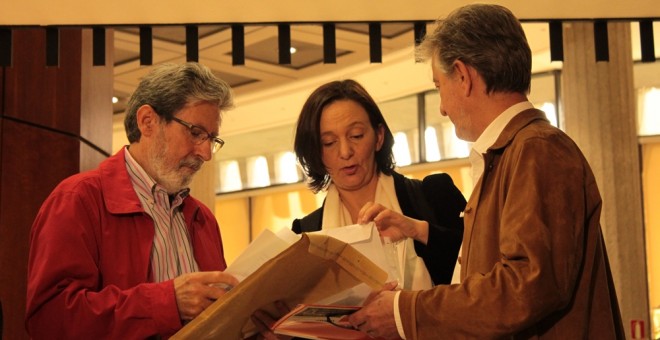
[189,160,218,213]
[561,21,650,337]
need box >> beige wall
[214,197,251,265]
[642,141,660,314]
[3,0,659,26]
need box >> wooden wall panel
[0,120,79,340]
[79,28,113,171]
[3,29,82,133]
[0,27,112,340]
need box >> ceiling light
[112,96,119,104]
[290,47,297,54]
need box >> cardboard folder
[171,231,388,340]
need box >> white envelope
[225,227,300,281]
[309,223,401,305]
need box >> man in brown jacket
[349,4,625,339]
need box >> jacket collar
[488,109,550,153]
[99,147,144,214]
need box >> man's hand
[173,271,239,321]
[358,202,429,244]
[348,282,401,339]
[251,301,292,340]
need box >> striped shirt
[124,148,199,282]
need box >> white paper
[313,223,400,284]
[225,228,300,281]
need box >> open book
[272,304,385,340]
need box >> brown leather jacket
[399,109,624,339]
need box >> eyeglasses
[171,116,225,154]
[325,313,358,330]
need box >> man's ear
[136,105,159,137]
[453,60,473,96]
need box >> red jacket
[26,147,227,339]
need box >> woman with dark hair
[292,79,465,288]
[252,80,466,339]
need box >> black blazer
[291,171,466,285]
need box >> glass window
[424,91,470,160]
[529,71,560,128]
[638,87,660,136]
[380,95,420,164]
[424,127,442,161]
[275,151,300,184]
[218,160,243,192]
[216,124,296,192]
[393,132,412,166]
[538,102,558,127]
[247,155,271,188]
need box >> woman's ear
[136,105,158,137]
[375,123,385,151]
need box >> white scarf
[321,173,433,290]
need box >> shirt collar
[472,101,534,155]
[124,147,190,204]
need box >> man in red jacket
[349,4,624,339]
[26,62,238,339]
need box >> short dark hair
[294,79,395,193]
[417,4,531,94]
[124,62,234,143]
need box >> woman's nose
[338,139,354,159]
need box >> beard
[148,128,204,194]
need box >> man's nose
[195,139,213,161]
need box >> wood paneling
[4,29,82,133]
[0,120,79,340]
[0,27,112,340]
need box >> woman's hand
[358,202,429,244]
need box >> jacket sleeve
[413,173,466,284]
[291,207,324,234]
[25,189,182,339]
[292,219,303,234]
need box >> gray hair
[124,62,234,143]
[416,4,531,94]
